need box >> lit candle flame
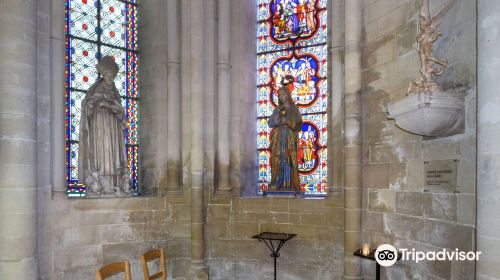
[362,244,370,256]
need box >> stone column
[477,1,500,279]
[216,0,231,192]
[0,0,38,278]
[328,0,344,197]
[50,0,66,194]
[188,0,209,278]
[139,0,168,194]
[166,0,182,193]
[343,0,363,279]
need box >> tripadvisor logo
[374,244,481,267]
[375,244,398,267]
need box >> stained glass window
[65,0,139,197]
[257,0,327,196]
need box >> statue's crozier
[78,56,130,196]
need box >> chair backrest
[96,260,131,280]
[141,248,166,280]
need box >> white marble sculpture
[388,0,464,137]
[78,56,131,196]
[407,0,456,94]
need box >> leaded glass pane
[69,39,98,90]
[67,0,98,41]
[101,0,126,47]
[256,0,327,196]
[65,0,139,196]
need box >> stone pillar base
[186,262,209,280]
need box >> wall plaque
[424,159,458,193]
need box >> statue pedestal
[387,89,464,137]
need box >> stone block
[456,159,475,194]
[147,224,168,241]
[209,240,232,259]
[362,34,395,68]
[325,207,344,228]
[233,240,267,259]
[53,246,101,272]
[166,239,191,259]
[406,162,424,191]
[383,213,424,242]
[152,209,174,224]
[232,211,270,223]
[97,224,146,244]
[102,241,160,264]
[451,259,475,280]
[424,220,474,251]
[60,226,100,248]
[423,140,460,161]
[208,259,234,279]
[289,213,301,224]
[395,191,423,216]
[60,267,97,280]
[396,20,417,56]
[207,204,230,222]
[423,193,457,221]
[270,212,289,224]
[238,198,270,213]
[270,198,289,212]
[0,188,36,215]
[170,258,191,279]
[363,211,384,233]
[207,221,230,239]
[232,222,259,240]
[173,204,191,222]
[0,258,37,280]
[233,260,259,279]
[369,188,396,212]
[363,163,390,188]
[368,144,401,164]
[300,213,327,226]
[364,231,395,247]
[168,223,191,239]
[457,194,475,225]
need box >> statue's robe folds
[78,79,128,194]
[269,103,303,192]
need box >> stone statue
[407,0,456,95]
[269,76,303,194]
[78,56,130,196]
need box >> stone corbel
[387,89,464,137]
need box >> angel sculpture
[407,0,456,95]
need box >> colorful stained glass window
[65,0,139,197]
[257,0,327,196]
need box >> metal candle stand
[353,248,401,280]
[252,232,297,280]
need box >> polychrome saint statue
[269,76,303,193]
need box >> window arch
[65,0,139,197]
[257,0,327,196]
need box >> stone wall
[36,1,191,279]
[206,197,344,280]
[360,0,476,279]
[37,195,192,279]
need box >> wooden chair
[96,260,131,280]
[141,248,167,280]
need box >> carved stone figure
[269,76,303,193]
[407,0,456,94]
[78,56,130,196]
